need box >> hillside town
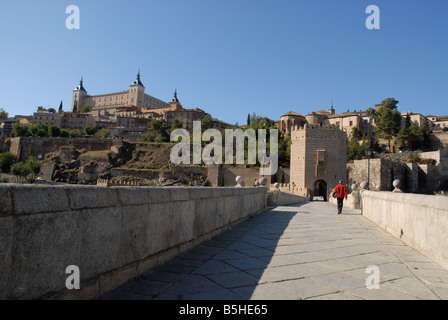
[1,72,448,142]
[1,72,448,196]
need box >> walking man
[332,180,348,215]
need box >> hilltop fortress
[71,71,168,114]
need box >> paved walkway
[101,202,448,300]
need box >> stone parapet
[360,190,448,270]
[0,184,267,299]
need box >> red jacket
[333,184,348,199]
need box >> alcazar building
[71,71,168,115]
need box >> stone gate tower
[290,125,347,200]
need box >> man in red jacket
[332,180,348,215]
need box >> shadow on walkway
[101,203,307,300]
[101,201,448,300]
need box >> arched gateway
[314,180,327,201]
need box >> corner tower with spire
[129,70,146,108]
[168,89,183,110]
[71,77,88,112]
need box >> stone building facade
[32,111,62,127]
[290,125,347,200]
[277,111,307,134]
[61,113,95,130]
[71,72,168,114]
[303,106,374,139]
[347,149,448,194]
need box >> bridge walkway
[101,201,448,300]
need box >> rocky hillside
[41,141,208,186]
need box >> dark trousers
[337,198,344,213]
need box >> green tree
[48,125,61,137]
[60,129,71,138]
[362,130,380,153]
[138,130,156,142]
[366,107,379,124]
[12,123,30,137]
[79,105,92,113]
[150,119,169,142]
[278,131,291,168]
[25,156,41,181]
[350,127,363,141]
[150,119,165,132]
[83,125,97,136]
[11,156,41,181]
[58,101,63,115]
[171,118,182,131]
[375,98,402,152]
[11,162,31,177]
[419,117,432,149]
[201,114,213,132]
[0,108,8,120]
[248,112,262,125]
[70,129,82,137]
[396,120,423,151]
[0,152,16,173]
[404,114,411,128]
[28,123,47,137]
[347,138,367,161]
[96,128,111,138]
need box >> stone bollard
[235,176,244,188]
[259,177,268,187]
[274,182,280,189]
[375,183,381,191]
[350,183,361,209]
[360,181,368,190]
[392,179,403,193]
[351,183,359,195]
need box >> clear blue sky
[0,0,447,125]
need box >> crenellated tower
[290,125,347,200]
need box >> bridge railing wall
[0,184,266,299]
[360,190,448,270]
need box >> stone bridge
[0,183,447,300]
